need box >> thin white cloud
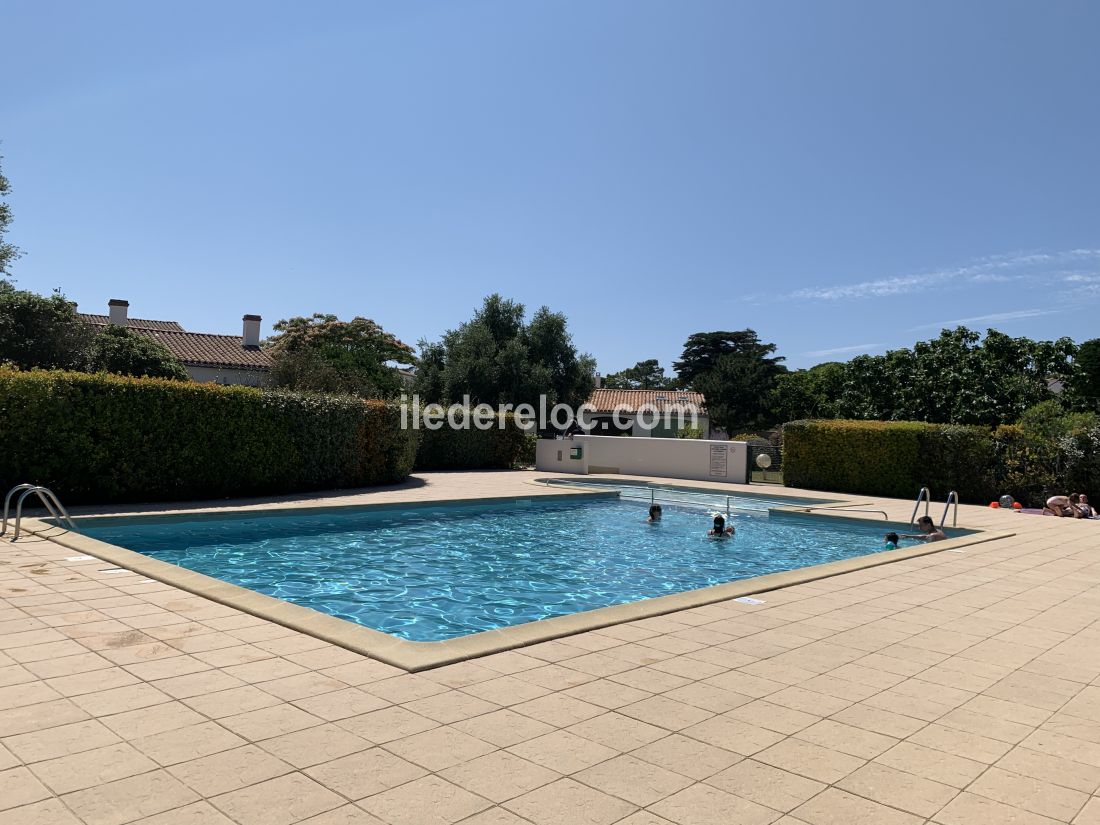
[803,343,884,357]
[907,308,1058,332]
[771,249,1100,303]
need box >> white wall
[536,434,748,484]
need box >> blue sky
[2,0,1098,371]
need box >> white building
[581,388,711,438]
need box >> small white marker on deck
[734,596,765,605]
[66,556,93,561]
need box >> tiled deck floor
[3,471,1100,825]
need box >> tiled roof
[79,313,186,332]
[140,330,273,371]
[588,388,706,413]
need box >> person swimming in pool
[708,514,734,537]
[901,516,947,542]
[646,504,663,523]
[884,532,900,550]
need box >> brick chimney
[242,314,261,348]
[108,299,129,326]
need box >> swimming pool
[76,494,953,642]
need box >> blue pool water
[78,494,946,642]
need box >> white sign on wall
[709,444,728,477]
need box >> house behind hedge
[80,299,272,386]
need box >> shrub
[1018,400,1099,442]
[783,420,932,499]
[414,413,532,470]
[781,418,1094,506]
[0,284,91,370]
[677,426,705,439]
[0,369,417,504]
[84,326,189,380]
[914,424,998,504]
[1059,425,1100,497]
[985,424,1059,504]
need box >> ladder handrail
[3,485,76,540]
[910,487,931,527]
[14,487,75,540]
[941,490,959,528]
[37,487,75,530]
[2,483,40,536]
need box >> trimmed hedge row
[783,419,1100,505]
[414,414,534,470]
[0,369,418,503]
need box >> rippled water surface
[80,495,933,641]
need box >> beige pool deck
[2,471,1100,825]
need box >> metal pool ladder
[910,487,931,527]
[941,490,959,528]
[1,484,76,541]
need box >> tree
[413,294,595,408]
[770,362,844,422]
[265,314,415,398]
[84,326,189,380]
[674,331,784,387]
[673,330,786,433]
[1072,338,1100,411]
[603,359,672,389]
[1017,399,1097,442]
[833,327,1076,425]
[0,153,22,280]
[0,283,90,369]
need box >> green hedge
[0,369,418,503]
[783,420,925,499]
[782,419,1050,504]
[414,413,533,470]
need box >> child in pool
[646,504,662,523]
[884,532,899,550]
[708,514,734,537]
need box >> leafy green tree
[1072,338,1100,411]
[603,359,672,389]
[1017,399,1097,441]
[266,314,415,398]
[413,294,595,408]
[674,331,784,386]
[0,154,22,280]
[84,326,189,380]
[0,283,90,369]
[673,330,786,433]
[833,328,1076,425]
[770,362,844,422]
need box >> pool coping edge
[19,515,1013,673]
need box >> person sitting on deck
[901,516,947,542]
[708,514,734,537]
[1074,494,1095,519]
[1044,494,1083,518]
